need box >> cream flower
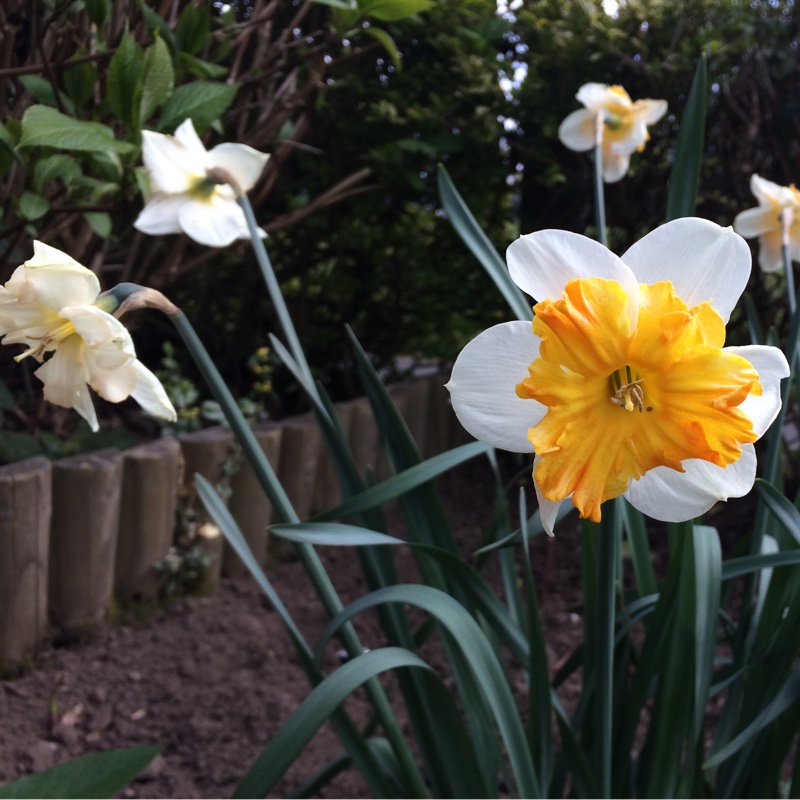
[733,174,800,272]
[559,83,667,182]
[446,219,789,535]
[134,118,270,247]
[0,242,177,431]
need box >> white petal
[750,173,782,207]
[35,338,99,431]
[141,130,202,194]
[733,206,776,239]
[576,83,629,110]
[724,344,789,438]
[756,231,784,273]
[177,196,249,247]
[634,98,668,125]
[0,302,61,340]
[7,243,99,309]
[558,109,595,152]
[131,361,177,422]
[602,150,630,182]
[621,218,751,323]
[507,230,640,328]
[172,118,208,155]
[88,357,138,403]
[208,143,270,193]
[625,445,757,521]
[134,193,186,236]
[533,455,562,536]
[445,321,542,453]
[62,305,131,354]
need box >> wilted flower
[134,118,270,247]
[733,174,800,272]
[446,219,788,534]
[0,242,177,431]
[559,83,668,182]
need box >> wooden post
[272,412,322,561]
[0,457,51,668]
[50,449,122,632]
[224,423,282,578]
[312,400,356,515]
[114,437,182,605]
[349,396,381,483]
[424,372,452,458]
[178,426,235,591]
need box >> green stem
[593,113,608,249]
[782,211,796,316]
[170,310,428,798]
[237,193,317,394]
[596,499,619,798]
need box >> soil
[0,456,748,799]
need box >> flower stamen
[610,367,644,413]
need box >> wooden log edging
[0,371,464,666]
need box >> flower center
[609,366,644,413]
[189,175,219,201]
[516,276,762,523]
[15,318,76,363]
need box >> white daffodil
[0,242,177,431]
[134,118,270,247]
[559,83,667,182]
[733,174,800,272]
[446,219,789,535]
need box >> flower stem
[593,112,608,248]
[237,194,318,396]
[781,208,796,315]
[596,499,619,798]
[170,309,428,797]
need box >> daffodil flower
[134,118,270,247]
[446,219,789,534]
[0,242,177,432]
[733,174,800,272]
[559,83,667,182]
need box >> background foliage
[1,0,800,435]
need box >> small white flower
[733,174,800,272]
[0,242,177,431]
[134,118,270,247]
[559,83,667,182]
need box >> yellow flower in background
[559,83,668,182]
[446,219,788,534]
[733,174,800,272]
[134,118,270,247]
[0,242,177,431]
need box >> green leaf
[705,669,800,769]
[363,27,402,71]
[139,0,179,57]
[234,648,432,799]
[19,75,74,114]
[311,0,357,8]
[314,584,541,798]
[63,59,98,108]
[33,154,82,193]
[360,0,434,21]
[0,378,15,411]
[666,53,707,221]
[18,191,49,221]
[178,52,229,79]
[270,521,405,547]
[107,27,144,130]
[18,106,135,153]
[437,164,531,322]
[0,745,161,799]
[175,3,210,56]
[755,479,800,546]
[158,81,239,134]
[84,211,112,238]
[140,35,175,123]
[83,0,110,26]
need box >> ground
[0,455,747,798]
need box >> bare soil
[0,455,742,799]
